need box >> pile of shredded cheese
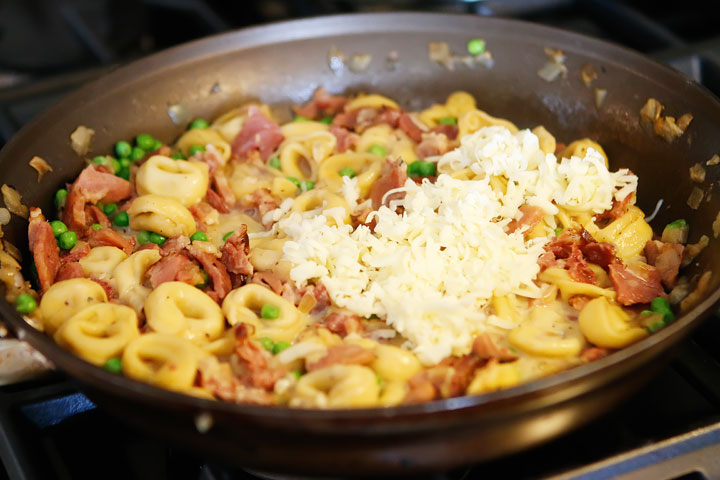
[279,126,637,365]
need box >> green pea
[50,220,67,238]
[103,203,118,216]
[111,158,121,173]
[189,118,210,130]
[149,232,167,246]
[190,231,208,242]
[189,145,205,156]
[417,161,436,177]
[666,219,687,229]
[268,156,281,170]
[554,227,563,236]
[292,116,309,122]
[55,189,68,208]
[272,341,291,355]
[15,293,37,314]
[223,231,234,242]
[119,158,132,168]
[648,320,666,333]
[116,166,130,180]
[291,370,302,379]
[319,116,333,125]
[91,223,104,231]
[135,133,156,150]
[438,116,457,125]
[375,373,385,387]
[286,177,301,188]
[92,155,107,165]
[58,231,78,250]
[260,304,280,319]
[115,140,132,158]
[339,167,356,178]
[301,180,315,191]
[195,271,210,288]
[651,297,671,314]
[113,211,129,227]
[152,139,163,151]
[170,151,186,160]
[467,38,486,56]
[137,231,151,244]
[259,337,275,352]
[130,146,146,161]
[368,144,387,157]
[103,357,123,374]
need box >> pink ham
[220,225,253,277]
[147,253,204,288]
[507,205,545,234]
[398,113,428,142]
[231,106,284,161]
[369,159,407,210]
[28,207,60,292]
[416,132,450,158]
[186,243,232,303]
[62,166,133,231]
[609,261,664,306]
[86,228,135,255]
[645,240,684,288]
[330,125,359,153]
[292,87,348,119]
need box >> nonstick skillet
[2,12,720,476]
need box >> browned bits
[706,154,720,166]
[581,63,598,86]
[640,98,693,142]
[689,163,706,183]
[29,156,53,183]
[1,184,29,219]
[70,125,95,155]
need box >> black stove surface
[2,1,720,479]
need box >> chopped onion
[366,329,397,341]
[0,208,10,225]
[594,88,607,108]
[668,276,690,305]
[687,186,704,209]
[297,292,317,314]
[428,42,453,70]
[714,211,720,239]
[1,184,28,219]
[168,103,191,126]
[689,163,706,183]
[677,113,693,131]
[680,271,712,312]
[276,341,326,365]
[682,235,709,268]
[70,125,95,155]
[349,53,372,73]
[328,46,346,74]
[654,116,685,142]
[194,412,213,433]
[640,98,663,123]
[581,63,598,86]
[3,240,22,262]
[29,156,53,183]
[706,154,720,166]
[537,61,567,82]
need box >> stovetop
[2,1,720,479]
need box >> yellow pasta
[290,189,351,226]
[279,142,317,181]
[345,94,398,111]
[591,206,652,260]
[317,152,383,196]
[509,306,586,357]
[290,365,380,408]
[78,246,128,279]
[128,194,197,238]
[538,267,616,301]
[458,109,519,137]
[532,125,557,155]
[135,155,209,206]
[112,249,161,313]
[54,303,139,366]
[356,124,393,154]
[560,139,608,167]
[370,344,422,382]
[467,361,520,395]
[579,297,648,348]
[39,279,107,334]
[176,128,231,162]
[144,282,225,344]
[211,103,272,142]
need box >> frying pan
[2,12,720,476]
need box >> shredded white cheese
[280,126,638,365]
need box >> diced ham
[568,295,592,311]
[90,276,118,300]
[244,188,280,225]
[430,123,459,140]
[547,227,593,258]
[198,356,274,405]
[471,333,518,362]
[416,132,450,158]
[369,159,407,210]
[405,353,484,402]
[374,107,402,128]
[645,240,684,288]
[205,189,231,214]
[567,246,596,284]
[331,111,357,130]
[306,344,376,372]
[63,166,133,231]
[147,253,204,288]
[86,205,111,229]
[329,125,359,153]
[317,312,365,337]
[160,235,191,256]
[188,201,218,231]
[398,113,427,142]
[507,205,545,234]
[537,251,557,271]
[231,106,284,161]
[302,283,331,313]
[28,207,60,292]
[186,243,232,303]
[86,228,135,255]
[609,261,664,306]
[581,242,617,270]
[234,323,286,390]
[250,271,284,294]
[594,193,635,227]
[580,346,610,362]
[221,225,253,277]
[404,377,437,404]
[60,241,91,265]
[55,262,84,282]
[292,87,348,119]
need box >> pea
[268,157,281,170]
[286,176,301,189]
[223,231,234,242]
[137,230,151,244]
[15,293,37,314]
[195,270,209,288]
[103,203,118,216]
[116,166,130,180]
[92,155,107,165]
[190,231,208,242]
[319,116,333,124]
[189,118,210,130]
[91,223,104,231]
[339,167,356,178]
[149,232,167,245]
[259,337,275,352]
[103,357,123,374]
[301,180,315,191]
[58,231,78,250]
[272,341,291,355]
[291,370,302,379]
[554,227,563,236]
[54,189,68,208]
[130,146,146,161]
[115,140,132,158]
[467,38,486,56]
[170,151,186,160]
[292,116,309,122]
[417,161,436,177]
[438,116,457,125]
[152,139,163,151]
[260,304,280,319]
[113,211,129,227]
[368,144,387,157]
[111,158,121,173]
[188,145,205,156]
[50,220,67,238]
[135,133,156,150]
[648,320,666,333]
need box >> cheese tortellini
[290,365,380,408]
[135,155,209,206]
[79,246,128,279]
[39,278,108,334]
[113,249,161,312]
[127,194,197,237]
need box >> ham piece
[369,159,407,210]
[231,106,284,161]
[63,165,133,231]
[28,207,60,292]
[609,261,664,306]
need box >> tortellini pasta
[135,155,209,206]
[317,152,383,196]
[290,190,351,226]
[54,303,139,366]
[579,297,648,348]
[509,306,586,358]
[113,249,161,312]
[176,128,231,162]
[222,284,307,343]
[39,278,108,334]
[78,246,128,279]
[290,365,380,408]
[591,206,653,260]
[145,282,225,344]
[128,194,197,237]
[345,94,398,111]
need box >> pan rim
[2,11,720,424]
